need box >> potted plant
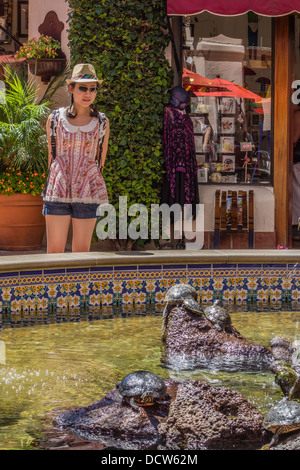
[15,35,66,83]
[0,66,49,250]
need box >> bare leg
[202,126,212,153]
[72,218,97,252]
[45,215,71,253]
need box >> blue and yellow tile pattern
[0,262,300,313]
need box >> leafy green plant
[15,35,61,60]
[68,0,173,249]
[0,66,49,174]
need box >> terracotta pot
[0,193,45,251]
[27,58,66,83]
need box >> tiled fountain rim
[1,249,300,273]
[1,249,300,313]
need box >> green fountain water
[0,308,299,450]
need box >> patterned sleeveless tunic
[43,107,109,205]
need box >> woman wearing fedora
[42,63,110,253]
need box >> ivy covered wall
[67,0,173,248]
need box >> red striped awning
[0,54,26,64]
[167,0,300,16]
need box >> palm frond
[0,65,50,172]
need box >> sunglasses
[77,85,98,93]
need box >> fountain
[1,277,300,450]
[161,291,273,372]
[37,283,300,451]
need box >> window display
[183,12,272,185]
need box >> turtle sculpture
[262,397,300,449]
[116,370,168,411]
[204,300,232,332]
[162,283,203,341]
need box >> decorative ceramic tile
[189,277,201,291]
[234,288,248,303]
[268,288,284,303]
[236,264,263,277]
[114,265,138,280]
[200,276,215,303]
[100,279,114,295]
[256,276,270,301]
[162,265,187,278]
[187,264,212,278]
[101,292,114,306]
[1,261,300,314]
[262,264,287,277]
[212,264,237,278]
[138,265,163,280]
[287,263,300,277]
[221,277,236,301]
[0,272,20,291]
[291,278,300,301]
[89,266,114,281]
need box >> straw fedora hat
[66,63,103,85]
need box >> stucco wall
[28,0,70,59]
[28,0,70,106]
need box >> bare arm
[99,118,110,170]
[46,115,52,168]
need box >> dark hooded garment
[161,86,199,218]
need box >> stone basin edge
[0,249,299,273]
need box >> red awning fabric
[0,54,26,64]
[183,71,262,101]
[167,0,300,17]
[182,68,220,87]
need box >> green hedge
[67,0,173,247]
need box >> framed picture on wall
[0,0,13,43]
[220,136,235,153]
[194,135,203,152]
[17,1,28,38]
[220,97,236,114]
[251,113,260,126]
[222,154,235,172]
[221,116,235,134]
[197,167,208,183]
[196,154,206,168]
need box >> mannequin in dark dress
[161,87,199,248]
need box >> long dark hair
[67,83,99,118]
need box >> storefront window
[182,12,272,185]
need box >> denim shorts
[43,201,99,219]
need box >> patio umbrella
[182,68,216,88]
[211,77,261,101]
[192,77,261,102]
[256,76,271,92]
[182,68,230,92]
